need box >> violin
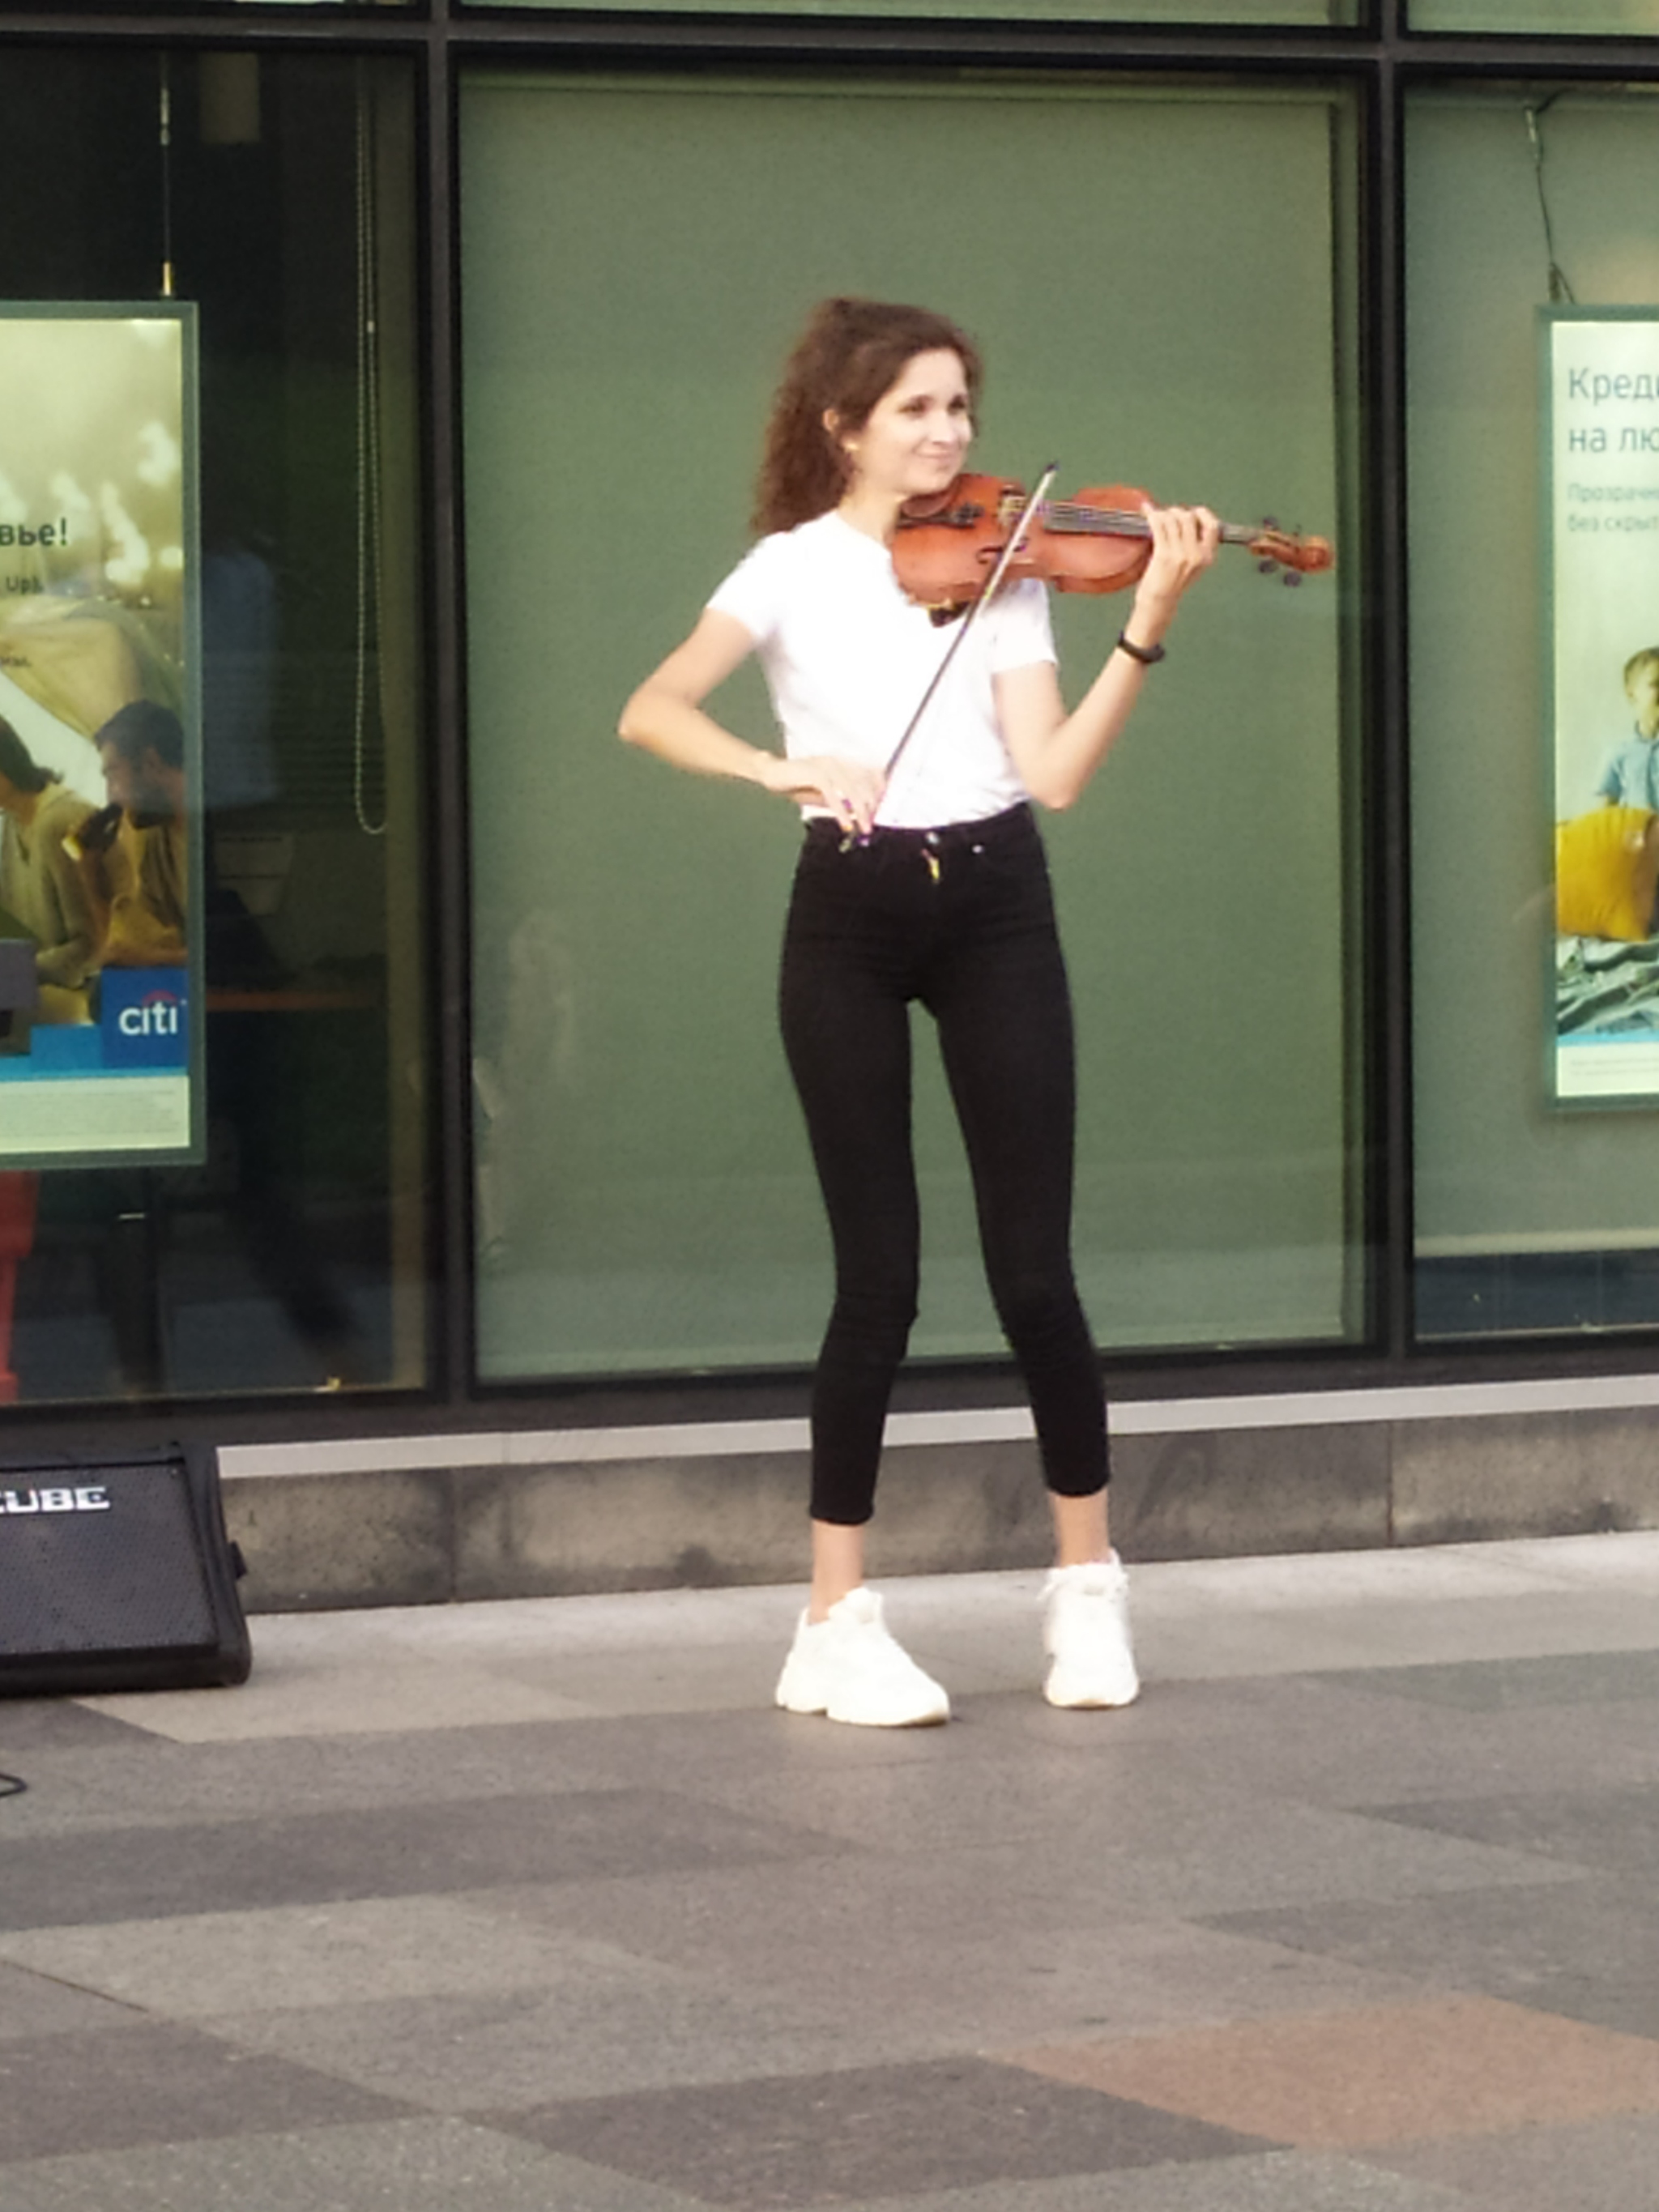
[893,470,1333,621]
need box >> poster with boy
[1545,307,1659,1105]
[0,306,203,1166]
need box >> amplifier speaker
[0,1444,251,1696]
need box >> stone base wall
[224,1404,1659,1613]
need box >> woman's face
[838,348,973,502]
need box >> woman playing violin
[620,296,1218,1726]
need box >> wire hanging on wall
[158,56,175,299]
[353,64,388,840]
[1525,95,1576,306]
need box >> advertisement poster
[1543,308,1659,1106]
[0,306,201,1166]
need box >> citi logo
[118,993,181,1038]
[102,968,189,1068]
[0,1486,112,1516]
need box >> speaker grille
[0,1462,215,1656]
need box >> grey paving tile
[1509,1970,1659,2042]
[479,1865,1429,2049]
[580,1705,992,1788]
[18,1669,1653,1857]
[198,1970,969,2108]
[1134,1582,1659,1680]
[362,1582,804,1653]
[672,1683,1659,1844]
[1320,1651,1659,1711]
[0,2118,710,2212]
[877,1921,1429,2047]
[0,1720,762,1841]
[1063,1672,1659,1810]
[651,1730,1239,1855]
[824,1792,1562,1919]
[0,2022,407,2163]
[1457,1531,1659,1592]
[849,2149,1482,2209]
[0,1787,842,1931]
[519,1760,1584,1920]
[0,1704,988,1848]
[485,1642,784,1716]
[475,1852,1102,2021]
[1361,1783,1659,1877]
[0,1544,1653,2212]
[0,1962,143,2040]
[468,1801,1582,2034]
[1363,2112,1659,2210]
[78,1651,594,1741]
[0,1899,673,2019]
[920,1673,1659,1868]
[1205,1876,1659,2039]
[0,1700,153,1749]
[488,2057,1267,2207]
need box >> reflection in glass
[1409,89,1659,1338]
[0,52,428,1402]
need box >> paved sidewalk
[4,1533,1659,2209]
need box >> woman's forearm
[1000,509,1217,810]
[618,682,778,791]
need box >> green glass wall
[462,74,1360,1382]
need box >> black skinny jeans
[778,801,1109,1527]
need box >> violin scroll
[1249,518,1334,585]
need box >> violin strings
[1037,501,1265,548]
[944,498,1271,546]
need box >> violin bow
[881,461,1056,781]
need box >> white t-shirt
[706,509,1056,830]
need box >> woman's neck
[1,787,39,828]
[837,484,903,545]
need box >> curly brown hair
[753,298,983,536]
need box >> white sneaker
[1043,1555,1140,1709]
[775,1587,950,1727]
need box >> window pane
[1409,87,1659,1339]
[1,51,429,1401]
[28,2,416,12]
[473,2,1354,20]
[462,74,1361,1381]
[1411,2,1659,31]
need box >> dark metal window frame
[4,0,1659,1460]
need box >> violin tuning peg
[1282,570,1302,587]
[1261,515,1280,532]
[1257,558,1280,577]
